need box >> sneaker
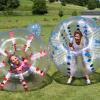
[67,78,72,84]
[86,79,91,85]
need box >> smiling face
[74,31,83,45]
[10,55,20,65]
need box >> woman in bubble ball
[67,30,94,85]
[0,53,45,91]
[0,32,47,91]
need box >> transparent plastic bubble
[50,16,99,78]
[0,27,50,91]
[27,23,41,37]
[90,27,100,73]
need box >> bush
[96,0,100,8]
[0,0,20,11]
[58,9,63,17]
[72,11,78,16]
[48,0,55,3]
[61,0,66,6]
[87,0,97,10]
[63,0,88,6]
[8,0,20,9]
[32,0,48,15]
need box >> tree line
[0,0,99,15]
[49,0,100,10]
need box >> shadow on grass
[52,71,100,86]
[0,74,53,92]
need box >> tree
[48,0,55,3]
[8,0,20,9]
[0,0,20,11]
[96,0,100,8]
[77,0,88,6]
[65,0,88,6]
[61,0,66,6]
[58,8,64,17]
[32,0,48,15]
[87,0,97,10]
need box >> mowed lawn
[0,1,100,100]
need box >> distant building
[81,10,100,19]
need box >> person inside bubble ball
[67,30,94,85]
[0,53,45,91]
[9,55,29,73]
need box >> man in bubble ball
[0,53,45,91]
[67,30,94,85]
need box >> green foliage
[87,0,97,10]
[58,8,63,17]
[96,0,100,8]
[72,11,78,16]
[0,0,20,11]
[32,0,48,15]
[48,0,55,3]
[65,0,88,6]
[0,0,6,11]
[61,0,66,6]
[76,0,88,6]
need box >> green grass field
[0,1,100,100]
